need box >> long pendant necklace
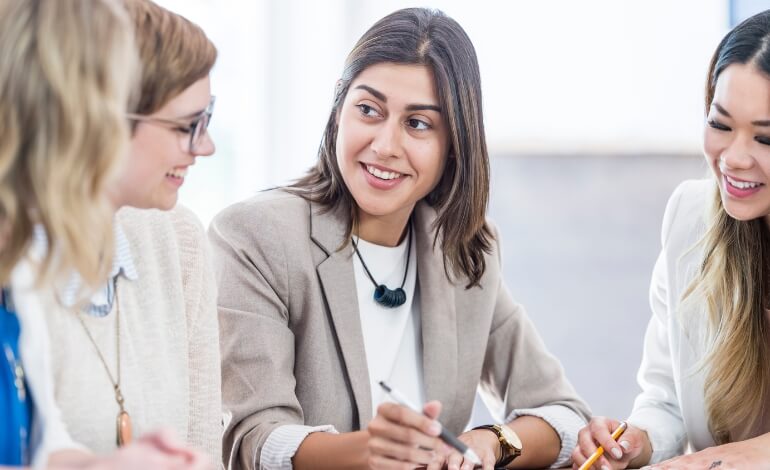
[77,282,132,446]
[351,221,412,308]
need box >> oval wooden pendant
[116,410,132,446]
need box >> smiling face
[704,63,770,224]
[335,62,450,233]
[111,76,215,210]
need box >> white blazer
[12,259,81,468]
[627,178,725,463]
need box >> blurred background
[156,0,768,423]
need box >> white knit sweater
[44,205,222,462]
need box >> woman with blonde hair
[573,9,770,470]
[1,1,213,468]
[42,0,221,463]
[0,0,136,465]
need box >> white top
[352,234,423,416]
[627,179,770,463]
[9,225,136,468]
[259,230,583,469]
[60,224,138,316]
[12,260,82,470]
[260,232,421,469]
[43,206,222,462]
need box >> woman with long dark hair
[212,8,589,470]
[573,9,770,470]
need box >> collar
[309,198,438,255]
[109,223,138,282]
[59,222,138,309]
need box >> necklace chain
[351,221,412,291]
[76,280,122,407]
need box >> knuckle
[367,437,381,452]
[407,447,424,462]
[368,420,384,435]
[420,417,435,433]
[394,406,408,423]
[405,428,421,443]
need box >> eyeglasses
[127,96,215,154]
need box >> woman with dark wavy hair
[212,8,589,470]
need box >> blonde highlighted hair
[681,10,770,444]
[0,0,139,287]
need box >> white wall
[155,0,730,224]
[149,0,739,424]
[352,1,728,155]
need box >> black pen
[379,381,482,466]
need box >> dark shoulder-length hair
[289,7,493,288]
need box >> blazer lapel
[414,203,458,414]
[310,202,373,427]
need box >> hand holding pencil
[572,417,652,470]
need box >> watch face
[499,425,522,449]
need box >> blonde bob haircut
[0,0,139,286]
[123,0,217,116]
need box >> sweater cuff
[259,424,338,470]
[506,404,586,468]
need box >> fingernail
[602,466,611,470]
[429,421,442,436]
[611,447,623,459]
[620,440,631,451]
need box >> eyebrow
[406,104,442,112]
[712,102,770,126]
[712,102,731,118]
[176,107,207,120]
[354,84,442,113]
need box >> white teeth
[166,168,188,179]
[366,165,401,180]
[726,175,761,189]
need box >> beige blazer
[209,190,589,469]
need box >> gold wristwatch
[473,424,522,468]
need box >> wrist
[628,427,653,468]
[471,427,502,461]
[294,430,369,470]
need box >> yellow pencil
[578,421,628,470]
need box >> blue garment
[0,289,32,465]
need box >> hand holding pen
[572,417,652,470]
[367,381,482,470]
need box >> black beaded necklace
[351,222,412,308]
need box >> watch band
[472,424,522,468]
